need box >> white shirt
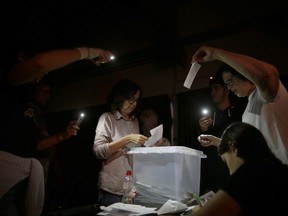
[242,81,288,165]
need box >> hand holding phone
[201,108,209,116]
[76,113,85,126]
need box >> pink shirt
[93,111,141,195]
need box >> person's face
[34,85,51,106]
[222,72,254,97]
[220,144,244,175]
[120,90,140,117]
[210,83,228,104]
[141,118,157,137]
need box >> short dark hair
[218,63,248,81]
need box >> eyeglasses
[225,75,236,88]
[128,97,140,104]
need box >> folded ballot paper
[144,124,163,147]
[183,62,201,89]
[98,203,158,216]
[97,201,187,216]
[157,199,188,215]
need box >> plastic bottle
[122,169,135,204]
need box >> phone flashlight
[76,113,85,126]
[110,55,115,60]
[202,108,209,116]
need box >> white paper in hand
[183,62,201,89]
[144,124,163,147]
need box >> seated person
[189,122,288,216]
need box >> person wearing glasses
[93,79,148,206]
[188,122,288,216]
[197,65,246,194]
[192,46,288,165]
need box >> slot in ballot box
[128,146,206,207]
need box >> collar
[113,110,135,121]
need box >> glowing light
[202,109,209,115]
[77,113,85,126]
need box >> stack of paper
[98,203,158,216]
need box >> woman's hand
[127,134,148,146]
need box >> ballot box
[128,146,206,207]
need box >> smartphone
[76,113,85,126]
[201,108,215,126]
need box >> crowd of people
[190,45,288,215]
[1,39,288,216]
[197,65,246,193]
[0,46,114,216]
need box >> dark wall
[46,104,107,209]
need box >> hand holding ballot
[144,124,163,147]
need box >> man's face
[222,72,253,98]
[34,85,51,106]
[210,83,227,104]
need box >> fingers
[199,117,212,130]
[66,121,80,136]
[101,50,114,62]
[201,140,212,147]
[192,50,206,62]
[197,135,212,147]
[130,134,148,145]
[137,136,148,145]
[92,50,114,65]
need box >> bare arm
[8,47,113,85]
[192,46,279,100]
[188,190,241,216]
[198,134,221,147]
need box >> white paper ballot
[157,199,188,215]
[183,62,201,89]
[144,124,163,147]
[98,202,157,215]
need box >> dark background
[1,0,288,213]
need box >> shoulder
[100,112,112,118]
[97,112,116,126]
[98,112,113,122]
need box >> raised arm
[8,47,113,85]
[192,46,279,100]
